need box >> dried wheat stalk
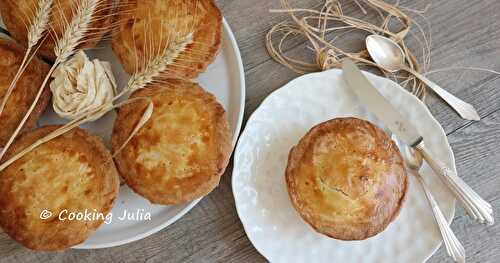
[0,97,153,171]
[111,98,154,157]
[0,0,53,117]
[107,29,195,155]
[0,21,195,171]
[54,0,99,64]
[27,0,53,47]
[0,0,107,161]
[126,33,194,92]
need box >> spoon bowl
[366,35,406,73]
[365,34,480,121]
[391,134,423,171]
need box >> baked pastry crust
[112,0,222,79]
[285,118,408,240]
[0,37,51,147]
[111,79,231,204]
[0,0,114,61]
[0,126,120,251]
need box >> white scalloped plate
[0,18,245,248]
[232,69,456,263]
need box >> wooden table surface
[1,0,499,262]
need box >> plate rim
[231,68,456,262]
[73,17,246,249]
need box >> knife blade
[341,58,494,225]
[341,59,423,147]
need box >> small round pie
[112,0,222,79]
[0,0,115,61]
[285,118,408,240]
[111,79,232,204]
[0,37,51,147]
[0,126,120,251]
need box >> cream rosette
[50,51,117,121]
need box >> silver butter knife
[341,59,494,225]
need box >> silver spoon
[392,134,465,263]
[366,34,480,121]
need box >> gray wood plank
[244,0,500,134]
[4,107,499,263]
[428,110,500,263]
[216,0,321,71]
[1,0,500,262]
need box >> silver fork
[392,134,465,263]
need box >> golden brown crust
[111,79,231,204]
[0,37,51,147]
[0,0,114,61]
[111,0,222,79]
[0,126,120,251]
[285,118,408,240]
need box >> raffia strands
[266,0,428,100]
[0,0,54,117]
[0,0,106,162]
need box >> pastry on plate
[111,79,232,204]
[285,118,408,240]
[0,0,114,61]
[0,37,51,147]
[0,126,120,251]
[112,0,222,79]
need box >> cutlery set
[342,57,493,263]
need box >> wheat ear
[125,33,194,93]
[0,0,103,161]
[0,30,194,170]
[0,0,53,118]
[0,33,193,168]
[108,32,194,155]
[54,0,99,64]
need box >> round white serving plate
[232,69,456,263]
[0,18,245,248]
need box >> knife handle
[415,142,494,225]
